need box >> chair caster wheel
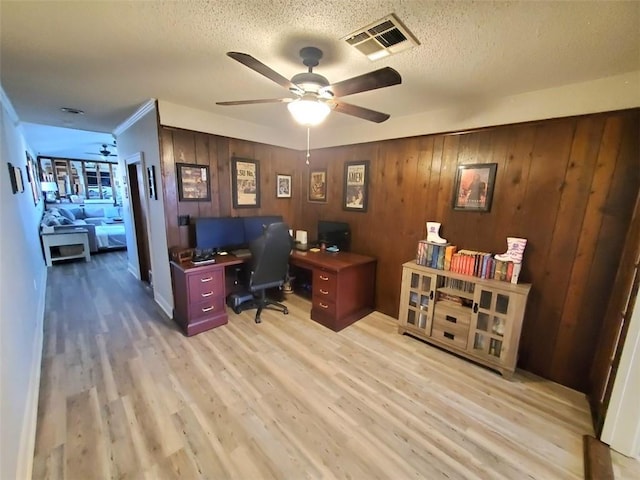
[233,307,241,314]
[284,308,289,314]
[255,317,261,324]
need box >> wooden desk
[171,256,243,336]
[290,250,376,332]
[170,250,376,335]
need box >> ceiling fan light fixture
[287,96,331,126]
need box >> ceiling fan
[86,143,117,158]
[216,47,402,125]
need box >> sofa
[41,204,126,253]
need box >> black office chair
[228,222,292,323]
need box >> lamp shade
[40,181,58,192]
[287,96,330,127]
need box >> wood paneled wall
[159,109,639,392]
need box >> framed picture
[452,163,497,212]
[26,153,41,204]
[177,163,210,201]
[8,163,24,194]
[308,168,327,203]
[276,173,292,198]
[147,165,157,200]
[343,160,369,212]
[232,157,260,208]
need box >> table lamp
[41,181,58,202]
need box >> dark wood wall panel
[159,110,639,391]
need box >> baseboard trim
[154,291,173,319]
[128,262,140,280]
[584,435,614,480]
[16,267,47,480]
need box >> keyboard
[192,253,216,265]
[231,248,251,258]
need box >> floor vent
[343,13,419,61]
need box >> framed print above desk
[177,163,210,201]
[308,168,327,203]
[232,157,260,208]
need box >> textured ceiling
[1,1,639,158]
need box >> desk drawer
[312,297,336,317]
[189,296,225,321]
[188,269,224,303]
[313,269,337,301]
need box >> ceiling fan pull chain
[306,127,310,165]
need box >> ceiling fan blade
[329,67,401,98]
[332,100,391,123]
[216,98,292,106]
[227,52,297,90]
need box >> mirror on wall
[38,157,122,205]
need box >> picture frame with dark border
[177,163,210,201]
[231,157,260,208]
[7,162,24,194]
[276,173,292,198]
[308,168,327,203]
[26,152,41,204]
[452,163,497,212]
[147,165,157,200]
[343,160,369,212]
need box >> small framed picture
[308,169,327,203]
[343,160,369,212]
[232,157,260,208]
[147,165,157,200]
[177,163,210,201]
[452,163,497,212]
[276,174,292,198]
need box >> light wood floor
[32,251,637,479]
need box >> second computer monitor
[318,220,351,251]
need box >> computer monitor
[317,220,351,251]
[195,217,245,251]
[243,215,283,243]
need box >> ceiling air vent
[343,13,419,61]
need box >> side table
[41,228,91,266]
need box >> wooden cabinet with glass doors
[398,261,531,377]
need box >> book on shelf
[414,240,524,284]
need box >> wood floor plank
[33,250,627,479]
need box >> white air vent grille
[343,13,419,61]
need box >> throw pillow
[59,217,73,225]
[58,208,76,221]
[84,207,105,218]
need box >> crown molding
[0,84,20,125]
[113,99,156,136]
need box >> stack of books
[415,242,522,284]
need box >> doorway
[125,153,152,284]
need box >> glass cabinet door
[403,269,437,335]
[470,288,511,362]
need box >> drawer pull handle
[200,277,213,283]
[202,306,214,313]
[444,332,455,340]
[319,275,329,281]
[201,291,213,298]
[320,289,329,295]
[445,315,457,323]
[319,302,329,309]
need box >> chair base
[227,292,289,323]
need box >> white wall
[0,88,47,479]
[115,102,173,317]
